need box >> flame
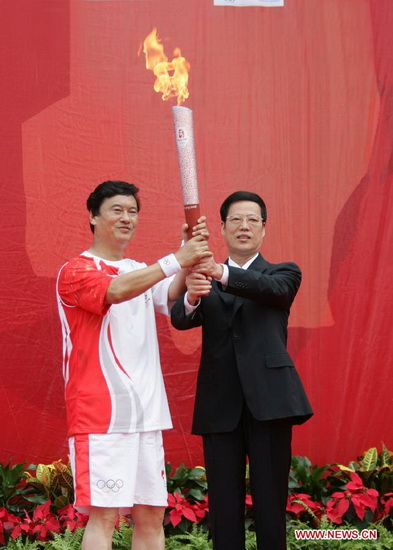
[141,28,190,105]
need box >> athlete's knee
[88,506,118,532]
[132,505,165,533]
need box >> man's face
[90,194,139,247]
[221,200,265,263]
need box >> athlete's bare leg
[131,504,166,550]
[82,506,118,550]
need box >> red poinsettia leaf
[9,513,20,523]
[79,514,89,527]
[196,499,209,510]
[299,496,317,509]
[286,502,306,515]
[326,508,343,524]
[385,500,393,514]
[182,507,197,523]
[331,491,345,499]
[34,526,49,542]
[326,502,334,514]
[59,504,76,519]
[46,518,61,531]
[358,492,378,512]
[33,501,51,521]
[20,523,31,534]
[169,509,182,527]
[3,521,18,531]
[194,508,207,520]
[309,500,322,512]
[287,493,318,515]
[292,493,310,502]
[349,472,363,488]
[352,497,365,520]
[336,497,350,517]
[11,525,22,539]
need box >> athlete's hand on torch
[175,233,211,269]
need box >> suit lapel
[232,254,267,316]
[213,254,267,318]
[212,278,236,306]
[247,253,267,272]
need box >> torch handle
[184,203,201,239]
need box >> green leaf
[25,479,47,495]
[361,447,378,471]
[23,493,48,505]
[36,463,53,486]
[380,442,391,467]
[188,467,206,478]
[337,464,355,473]
[188,488,206,501]
[53,494,70,509]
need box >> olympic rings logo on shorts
[96,479,124,493]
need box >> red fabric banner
[0,0,392,468]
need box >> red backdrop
[1,0,392,468]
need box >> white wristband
[158,254,182,277]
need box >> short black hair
[86,180,140,233]
[220,191,267,222]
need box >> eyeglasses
[226,214,264,227]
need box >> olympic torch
[141,28,200,237]
[172,105,200,236]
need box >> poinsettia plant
[325,472,379,527]
[164,491,208,534]
[1,446,393,544]
[286,492,324,525]
[0,500,89,545]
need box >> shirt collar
[228,253,259,270]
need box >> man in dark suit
[171,191,313,550]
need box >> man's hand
[191,256,223,280]
[186,272,212,305]
[175,235,212,268]
[182,216,210,242]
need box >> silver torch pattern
[172,105,200,238]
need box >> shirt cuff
[184,292,200,313]
[216,264,229,285]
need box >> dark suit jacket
[171,254,313,434]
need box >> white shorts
[68,431,168,513]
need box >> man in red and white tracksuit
[57,180,210,550]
